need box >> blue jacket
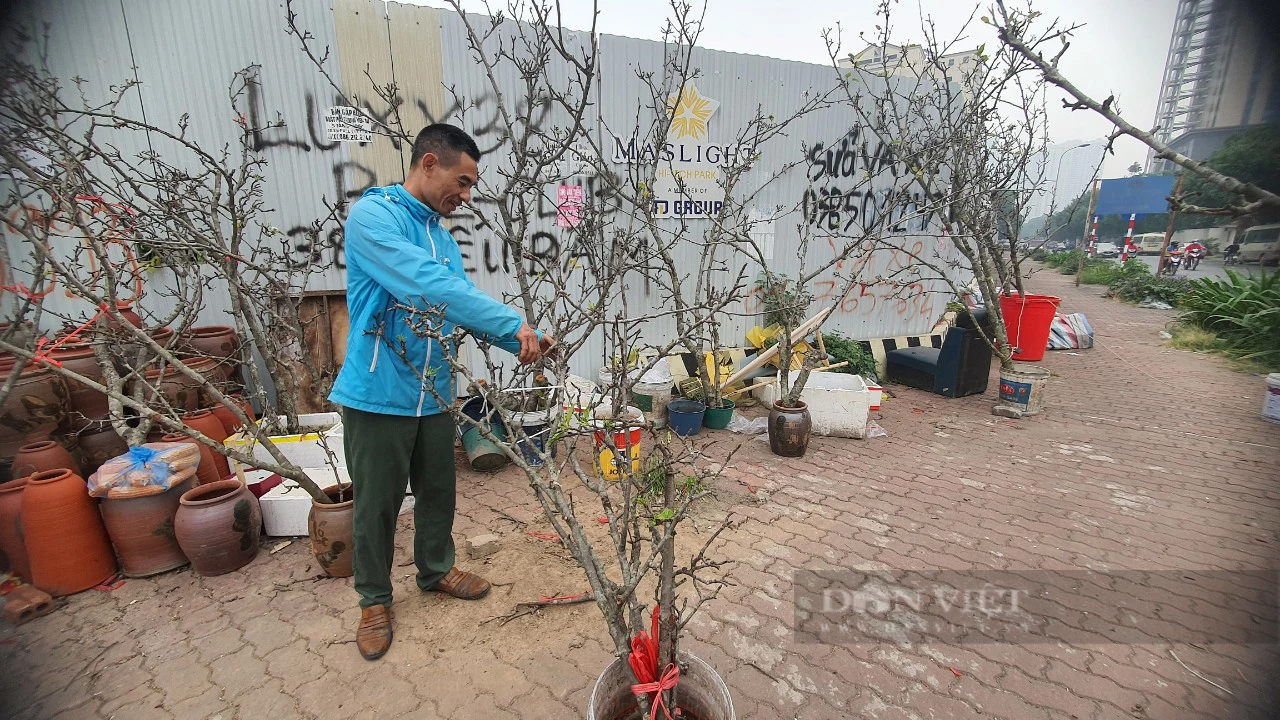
[329,184,529,416]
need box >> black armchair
[885,308,993,398]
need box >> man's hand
[539,334,558,360]
[515,324,541,365]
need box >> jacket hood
[362,184,440,224]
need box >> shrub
[820,331,880,379]
[1105,260,1193,306]
[1079,259,1121,285]
[1180,270,1280,369]
[1049,249,1084,274]
[1029,248,1049,262]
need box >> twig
[1169,650,1233,695]
[494,508,527,526]
[481,591,596,625]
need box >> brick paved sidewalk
[1,268,1277,719]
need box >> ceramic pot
[174,479,260,576]
[181,326,240,382]
[99,477,193,577]
[161,433,221,487]
[209,395,255,435]
[144,356,218,413]
[308,484,353,578]
[0,478,31,581]
[99,302,144,334]
[77,423,129,476]
[22,469,118,596]
[768,400,812,458]
[47,342,109,429]
[0,363,70,458]
[12,439,81,479]
[182,410,230,479]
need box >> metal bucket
[587,651,734,720]
[458,397,509,471]
[998,363,1050,415]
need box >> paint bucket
[509,409,551,467]
[666,399,706,437]
[458,397,509,472]
[1000,294,1061,362]
[1264,373,1280,424]
[998,363,1050,415]
[632,378,674,429]
[592,406,644,481]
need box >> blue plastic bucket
[666,400,705,437]
[510,410,551,466]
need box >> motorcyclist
[1223,242,1241,264]
[1162,241,1183,275]
[1183,240,1206,270]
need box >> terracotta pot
[161,433,221,487]
[99,302,144,334]
[144,357,218,413]
[768,400,812,458]
[182,410,231,479]
[0,363,70,458]
[0,478,31,581]
[149,327,178,350]
[77,423,129,476]
[47,342,109,429]
[209,395,256,435]
[22,468,118,596]
[181,326,240,382]
[12,439,82,479]
[308,484,353,577]
[174,479,261,576]
[100,477,193,577]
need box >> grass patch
[1080,260,1121,285]
[1166,323,1224,352]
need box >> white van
[1132,233,1168,255]
[1238,224,1280,265]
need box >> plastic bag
[88,442,202,498]
[725,413,769,438]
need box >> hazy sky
[412,0,1176,177]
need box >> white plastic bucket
[998,363,1050,415]
[632,379,674,428]
[1264,373,1280,424]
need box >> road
[1131,255,1273,281]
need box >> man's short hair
[410,124,480,168]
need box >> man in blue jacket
[329,124,551,660]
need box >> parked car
[1093,241,1120,259]
[1238,223,1280,265]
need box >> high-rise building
[1025,141,1107,221]
[1147,0,1280,173]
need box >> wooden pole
[1156,175,1185,274]
[1075,179,1100,287]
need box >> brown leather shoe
[356,604,393,660]
[429,567,491,600]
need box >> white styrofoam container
[753,372,872,438]
[259,466,352,536]
[226,412,343,480]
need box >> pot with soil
[587,651,734,720]
[308,483,353,577]
[0,362,70,458]
[768,400,811,457]
[702,398,736,430]
[0,477,32,582]
[174,479,261,576]
[12,439,82,479]
[21,468,118,596]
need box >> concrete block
[465,534,501,559]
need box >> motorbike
[1184,247,1205,271]
[1224,248,1242,265]
[1160,250,1183,276]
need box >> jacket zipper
[415,218,441,414]
[368,340,380,372]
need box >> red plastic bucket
[1000,294,1061,362]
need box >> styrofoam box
[753,371,872,439]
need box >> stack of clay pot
[178,326,243,395]
[0,356,71,481]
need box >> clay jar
[768,400,812,458]
[161,433,221,487]
[47,342,108,429]
[181,326,239,381]
[144,357,218,413]
[22,469,118,596]
[182,410,231,479]
[0,478,32,581]
[0,363,70,458]
[12,440,82,479]
[308,484,354,578]
[209,395,255,436]
[99,476,194,577]
[77,423,129,477]
[174,479,261,576]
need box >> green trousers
[343,407,456,609]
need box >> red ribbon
[631,663,681,720]
[628,605,680,719]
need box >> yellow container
[592,406,644,481]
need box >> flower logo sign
[666,82,720,142]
